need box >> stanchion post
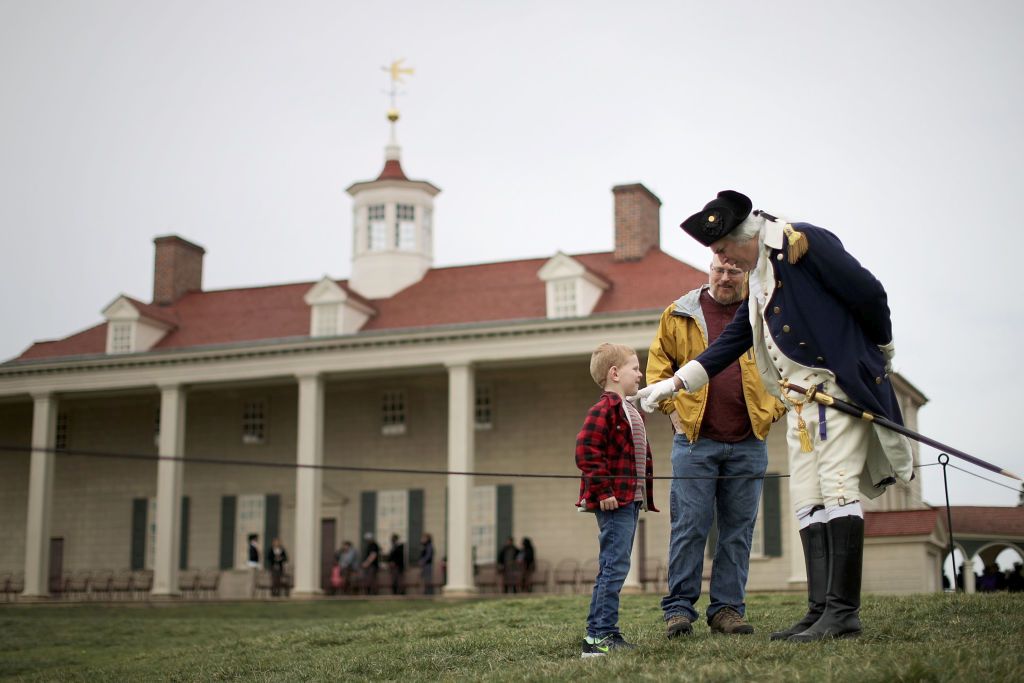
[939,453,959,592]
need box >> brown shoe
[665,614,693,638]
[709,607,754,635]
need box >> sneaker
[666,614,694,638]
[709,607,755,635]
[581,633,636,658]
[581,635,611,658]
[607,633,637,651]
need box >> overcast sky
[2,1,1022,508]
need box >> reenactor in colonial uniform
[635,190,914,641]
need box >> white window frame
[376,490,408,555]
[475,383,493,431]
[368,205,387,251]
[242,399,267,445]
[471,485,497,565]
[110,321,133,354]
[552,279,577,318]
[396,204,416,250]
[235,494,265,569]
[381,390,407,436]
[313,304,340,337]
[55,412,69,450]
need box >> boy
[576,342,658,658]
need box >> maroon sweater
[698,290,752,443]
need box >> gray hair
[724,211,766,243]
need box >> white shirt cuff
[675,360,708,393]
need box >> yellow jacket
[646,286,785,442]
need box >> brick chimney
[153,235,205,305]
[613,183,661,261]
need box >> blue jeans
[586,501,640,637]
[661,433,767,622]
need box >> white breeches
[786,385,871,512]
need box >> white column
[787,508,806,585]
[623,523,642,593]
[444,362,477,595]
[152,385,186,596]
[22,393,57,597]
[293,373,324,595]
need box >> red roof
[11,248,706,362]
[376,159,408,181]
[949,506,1024,537]
[865,509,943,537]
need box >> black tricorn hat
[680,190,753,246]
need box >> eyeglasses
[711,267,744,278]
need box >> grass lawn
[2,592,1023,681]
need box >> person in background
[419,533,435,595]
[269,537,288,597]
[518,538,536,593]
[388,534,406,595]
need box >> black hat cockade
[679,190,753,246]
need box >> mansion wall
[0,355,921,589]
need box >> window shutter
[220,496,236,569]
[360,491,377,555]
[407,489,424,567]
[179,496,190,570]
[131,498,147,570]
[763,475,782,557]
[496,485,513,560]
[264,494,281,569]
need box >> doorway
[48,537,64,595]
[320,519,337,592]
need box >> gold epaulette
[783,224,809,264]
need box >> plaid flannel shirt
[574,392,658,512]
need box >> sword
[780,380,1022,481]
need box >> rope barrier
[0,442,972,483]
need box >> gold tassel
[794,404,814,453]
[783,224,809,264]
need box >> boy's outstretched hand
[599,496,620,511]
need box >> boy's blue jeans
[660,433,767,623]
[586,501,640,637]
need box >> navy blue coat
[695,223,904,425]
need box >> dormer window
[552,280,577,318]
[368,205,387,251]
[396,204,416,250]
[537,252,610,320]
[304,276,375,337]
[313,305,340,337]
[102,295,174,354]
[110,322,133,354]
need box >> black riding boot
[790,515,864,642]
[770,521,828,641]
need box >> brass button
[799,342,807,348]
[782,325,791,333]
[776,281,783,288]
[773,306,781,314]
[875,376,883,384]
[776,253,783,261]
[708,214,716,222]
[816,356,825,363]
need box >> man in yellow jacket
[646,255,785,638]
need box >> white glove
[633,377,679,413]
[878,341,895,376]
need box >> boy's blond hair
[589,342,636,388]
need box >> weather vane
[381,58,414,123]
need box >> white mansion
[0,129,947,600]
